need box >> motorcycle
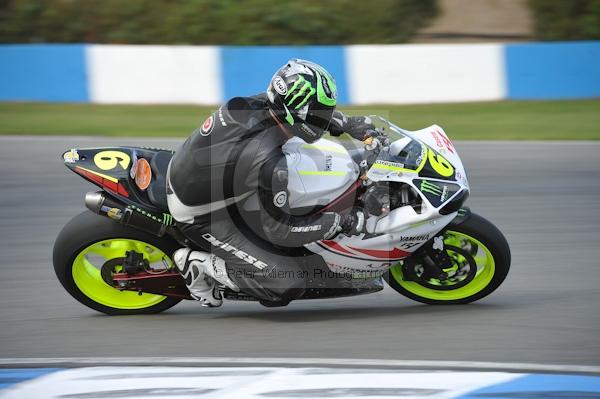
[53,116,510,314]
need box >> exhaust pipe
[84,191,105,214]
[85,191,171,237]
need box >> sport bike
[53,117,510,314]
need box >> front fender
[449,207,471,227]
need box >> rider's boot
[173,248,239,307]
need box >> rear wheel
[384,212,510,304]
[53,211,182,315]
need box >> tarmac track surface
[0,137,598,366]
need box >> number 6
[427,150,454,177]
[94,151,131,171]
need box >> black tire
[53,211,182,315]
[384,212,511,305]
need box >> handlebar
[359,130,390,174]
[363,129,390,152]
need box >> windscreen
[376,139,426,171]
[370,117,426,171]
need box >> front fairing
[365,117,469,232]
[368,117,468,184]
[306,117,471,269]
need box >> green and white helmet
[266,59,337,143]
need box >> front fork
[401,208,470,282]
[402,237,453,282]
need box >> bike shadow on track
[160,301,516,323]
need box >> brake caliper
[402,235,453,282]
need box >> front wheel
[384,212,510,305]
[53,211,182,315]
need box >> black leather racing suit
[167,94,349,304]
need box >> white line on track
[0,357,599,374]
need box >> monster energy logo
[285,76,316,109]
[420,180,443,197]
[163,213,174,226]
[129,206,174,226]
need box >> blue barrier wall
[220,46,349,104]
[0,44,88,102]
[506,41,600,99]
[0,42,598,104]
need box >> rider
[167,59,377,307]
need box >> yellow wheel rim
[389,231,496,301]
[72,239,172,309]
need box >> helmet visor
[304,107,333,136]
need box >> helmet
[266,59,337,143]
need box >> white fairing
[305,119,470,276]
[307,212,457,277]
[415,124,469,189]
[283,137,360,208]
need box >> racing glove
[329,111,376,141]
[340,208,366,236]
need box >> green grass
[0,100,599,139]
